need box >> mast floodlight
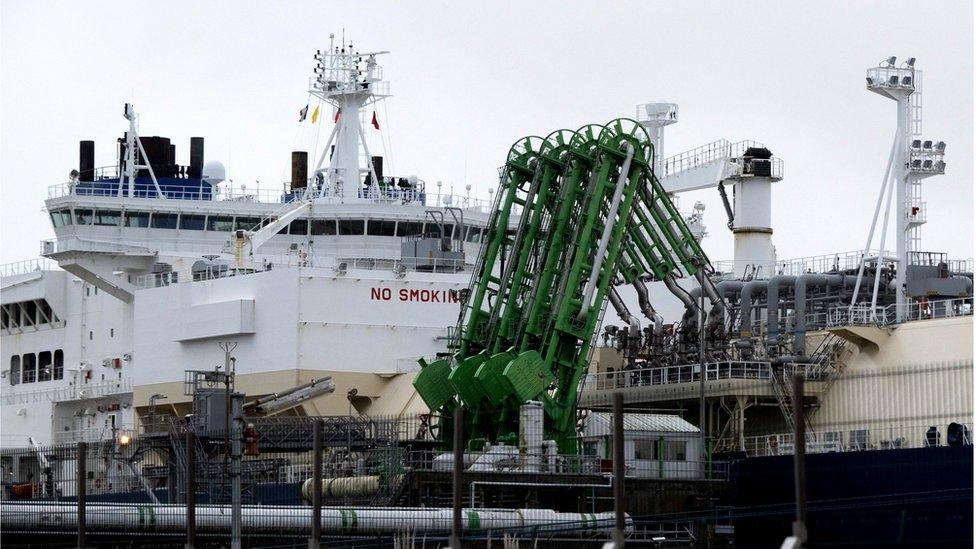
[886,56,897,67]
[905,57,916,68]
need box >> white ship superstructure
[1,39,505,448]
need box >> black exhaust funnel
[79,141,95,182]
[291,151,308,190]
[189,137,204,179]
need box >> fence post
[451,406,464,548]
[309,419,323,549]
[792,373,807,546]
[186,430,196,549]
[77,441,87,549]
[613,392,626,548]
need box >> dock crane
[413,119,719,453]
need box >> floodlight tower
[309,34,391,202]
[856,57,947,322]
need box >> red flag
[333,108,341,123]
[371,111,380,130]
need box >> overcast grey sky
[1,1,972,264]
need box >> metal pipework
[246,376,336,414]
[792,274,845,356]
[300,475,381,501]
[1,503,626,536]
[577,142,635,321]
[608,286,641,336]
[632,279,664,335]
[739,279,767,338]
[765,275,797,350]
[665,274,700,327]
[708,280,745,326]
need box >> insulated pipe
[765,276,797,348]
[739,280,767,338]
[665,274,699,327]
[632,279,664,335]
[249,376,335,407]
[792,274,845,356]
[608,286,640,336]
[0,503,627,536]
[301,476,381,501]
[577,143,635,321]
[700,276,726,328]
[708,280,745,327]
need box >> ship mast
[309,34,390,202]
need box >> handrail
[0,258,59,277]
[721,420,972,456]
[580,361,822,392]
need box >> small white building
[581,413,704,480]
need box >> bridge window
[75,209,94,225]
[38,351,52,382]
[22,353,36,384]
[180,214,206,230]
[151,212,179,229]
[337,220,364,235]
[465,227,482,243]
[124,211,150,228]
[8,356,19,386]
[207,216,234,232]
[367,220,396,237]
[53,350,63,380]
[288,219,309,236]
[235,217,261,231]
[50,209,72,228]
[94,210,121,226]
[310,219,336,236]
[396,221,424,237]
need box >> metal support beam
[309,419,323,549]
[451,407,464,549]
[186,431,196,549]
[792,374,807,546]
[77,442,87,549]
[613,392,626,548]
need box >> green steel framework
[414,119,710,453]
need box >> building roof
[583,412,700,435]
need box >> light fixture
[118,434,132,445]
[886,56,897,67]
[906,57,916,68]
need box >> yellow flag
[311,105,320,124]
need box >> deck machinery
[414,119,715,452]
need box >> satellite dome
[202,160,226,185]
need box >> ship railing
[53,425,137,445]
[1,378,132,406]
[722,421,973,457]
[49,177,499,213]
[402,449,728,482]
[714,249,896,278]
[133,255,468,289]
[829,296,973,327]
[0,258,59,278]
[581,361,824,392]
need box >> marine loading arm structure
[413,119,717,453]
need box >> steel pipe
[792,274,845,355]
[577,143,635,321]
[1,503,625,536]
